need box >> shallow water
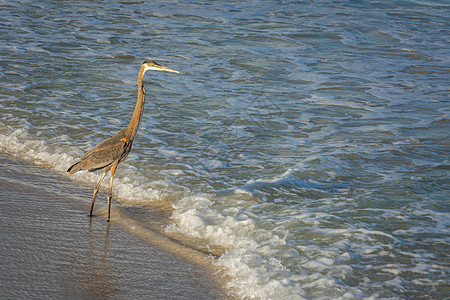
[0,153,225,299]
[1,0,449,299]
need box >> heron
[67,60,179,221]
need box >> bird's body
[67,128,132,174]
[68,60,178,221]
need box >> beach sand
[0,153,228,299]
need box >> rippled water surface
[1,1,449,299]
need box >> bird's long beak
[154,64,179,73]
[143,61,180,74]
[157,66,180,73]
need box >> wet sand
[0,153,227,299]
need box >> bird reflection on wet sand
[65,221,119,298]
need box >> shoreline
[0,152,228,299]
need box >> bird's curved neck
[126,66,147,139]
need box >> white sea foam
[0,128,163,204]
[167,194,307,299]
[0,128,73,173]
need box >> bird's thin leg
[90,170,108,217]
[107,165,117,222]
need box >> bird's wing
[78,136,132,172]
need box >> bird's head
[142,60,179,74]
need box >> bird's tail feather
[67,161,82,175]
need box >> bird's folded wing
[80,139,130,172]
